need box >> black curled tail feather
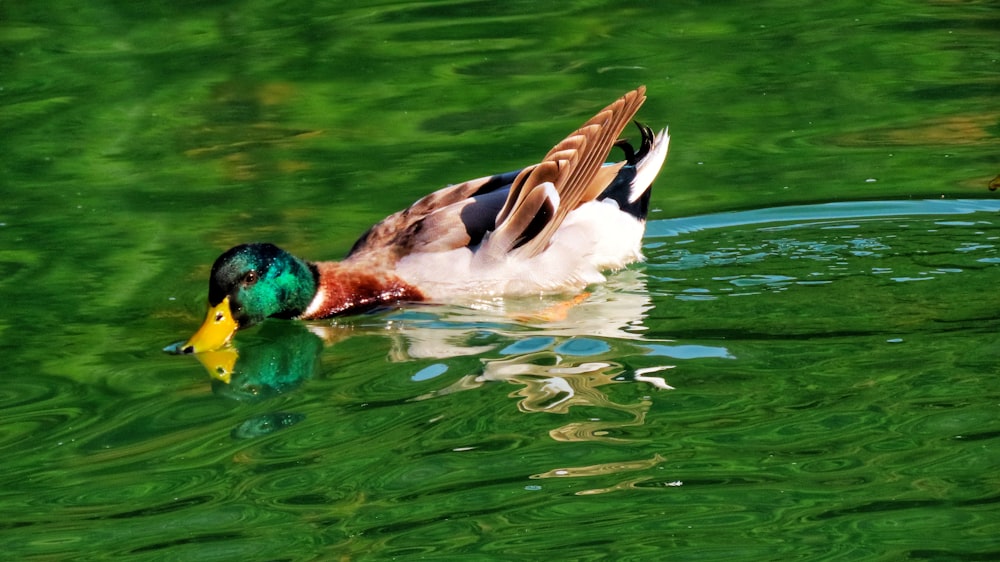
[613,121,655,165]
[600,122,658,221]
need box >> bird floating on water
[178,86,669,354]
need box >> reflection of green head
[231,412,306,440]
[211,322,323,402]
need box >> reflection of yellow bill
[183,296,239,354]
[193,347,239,384]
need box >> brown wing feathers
[349,87,649,267]
[488,86,647,259]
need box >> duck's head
[180,243,317,354]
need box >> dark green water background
[2,1,998,560]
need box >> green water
[2,1,998,560]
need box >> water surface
[1,1,998,560]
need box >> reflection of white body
[308,268,731,445]
[365,273,672,434]
[385,269,655,360]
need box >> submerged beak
[181,296,239,354]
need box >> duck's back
[345,87,670,298]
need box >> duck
[178,86,669,354]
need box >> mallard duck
[179,86,669,354]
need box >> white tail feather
[631,128,670,203]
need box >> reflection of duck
[177,87,669,353]
[230,412,306,440]
[184,323,322,439]
[197,322,324,401]
[408,343,670,444]
[382,270,656,361]
[376,275,682,442]
[185,276,731,445]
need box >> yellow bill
[182,296,238,353]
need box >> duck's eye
[242,271,258,286]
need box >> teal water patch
[500,337,556,355]
[411,363,449,381]
[554,338,611,356]
[644,344,735,360]
[648,199,1000,238]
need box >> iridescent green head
[181,243,318,353]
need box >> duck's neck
[299,261,425,319]
[267,258,319,319]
